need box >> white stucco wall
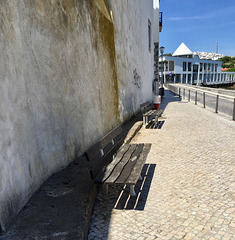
[0,0,159,231]
[153,0,160,43]
[109,0,158,121]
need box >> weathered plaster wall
[0,0,158,231]
[0,0,119,231]
[108,0,157,121]
[153,0,160,44]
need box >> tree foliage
[163,53,172,56]
[218,56,235,68]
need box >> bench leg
[103,185,108,195]
[144,115,148,128]
[143,115,146,127]
[130,185,136,197]
[146,116,149,128]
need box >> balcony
[159,12,163,32]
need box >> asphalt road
[171,85,235,119]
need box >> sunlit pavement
[88,90,235,240]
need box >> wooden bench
[143,109,163,128]
[85,126,151,196]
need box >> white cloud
[168,6,235,21]
[169,15,212,21]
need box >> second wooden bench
[143,109,163,128]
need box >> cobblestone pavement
[88,90,235,240]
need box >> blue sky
[159,0,235,56]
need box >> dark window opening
[148,20,151,52]
[188,62,192,71]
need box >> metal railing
[166,84,235,121]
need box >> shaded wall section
[0,0,119,231]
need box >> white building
[159,43,235,85]
[192,51,224,60]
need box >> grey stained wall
[0,0,157,231]
[109,0,155,121]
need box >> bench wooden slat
[114,144,144,184]
[85,126,122,162]
[155,109,163,116]
[95,144,131,183]
[145,109,163,117]
[144,110,152,117]
[125,143,151,185]
[90,135,124,179]
[103,144,138,184]
[144,110,151,116]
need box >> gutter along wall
[0,0,158,231]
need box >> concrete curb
[124,121,143,144]
[81,184,98,240]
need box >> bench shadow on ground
[114,163,156,210]
[96,164,156,211]
[89,164,156,239]
[146,119,165,129]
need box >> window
[204,63,207,71]
[188,74,192,84]
[165,61,169,72]
[215,64,218,72]
[169,61,174,71]
[183,74,186,83]
[200,63,203,72]
[208,63,211,71]
[183,62,187,71]
[212,64,214,72]
[148,19,151,52]
[175,74,181,83]
[193,64,198,72]
[188,62,192,71]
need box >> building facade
[0,0,161,232]
[159,43,235,85]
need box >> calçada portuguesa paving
[88,89,235,240]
